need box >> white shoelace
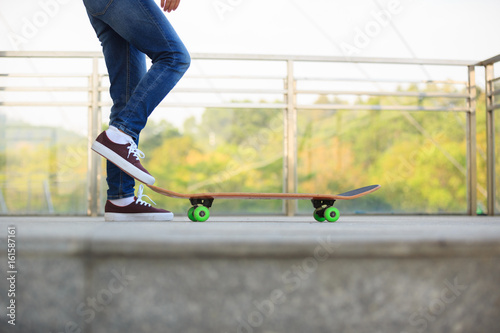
[135,185,156,207]
[127,141,146,161]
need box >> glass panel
[0,57,93,215]
[297,107,468,214]
[103,107,285,215]
[0,111,88,215]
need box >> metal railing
[477,55,500,215]
[0,51,494,216]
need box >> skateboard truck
[188,197,214,222]
[311,199,339,223]
[189,198,214,208]
[311,199,336,208]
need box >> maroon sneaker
[104,185,174,221]
[91,131,155,185]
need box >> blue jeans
[83,0,190,199]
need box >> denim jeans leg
[86,15,145,199]
[84,0,191,142]
[84,0,190,199]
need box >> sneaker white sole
[91,141,155,185]
[105,212,174,222]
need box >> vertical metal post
[283,60,297,216]
[466,66,477,215]
[485,64,496,215]
[87,57,101,216]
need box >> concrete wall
[1,216,499,333]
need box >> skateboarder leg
[83,0,190,221]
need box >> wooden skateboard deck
[147,184,381,222]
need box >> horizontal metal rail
[490,104,500,111]
[296,90,468,98]
[193,53,478,66]
[489,89,500,97]
[297,105,469,112]
[0,51,103,58]
[0,86,88,92]
[0,51,477,66]
[98,102,288,109]
[94,102,469,112]
[0,73,90,78]
[0,101,89,107]
[295,77,468,85]
[98,87,288,95]
[168,74,284,81]
[476,54,500,66]
[98,87,470,99]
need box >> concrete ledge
[0,216,499,333]
[4,216,500,258]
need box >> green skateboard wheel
[324,206,340,222]
[313,208,326,222]
[187,207,197,222]
[193,206,210,222]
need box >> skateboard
[147,184,381,222]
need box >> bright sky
[0,0,499,131]
[1,0,499,59]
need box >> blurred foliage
[1,84,497,215]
